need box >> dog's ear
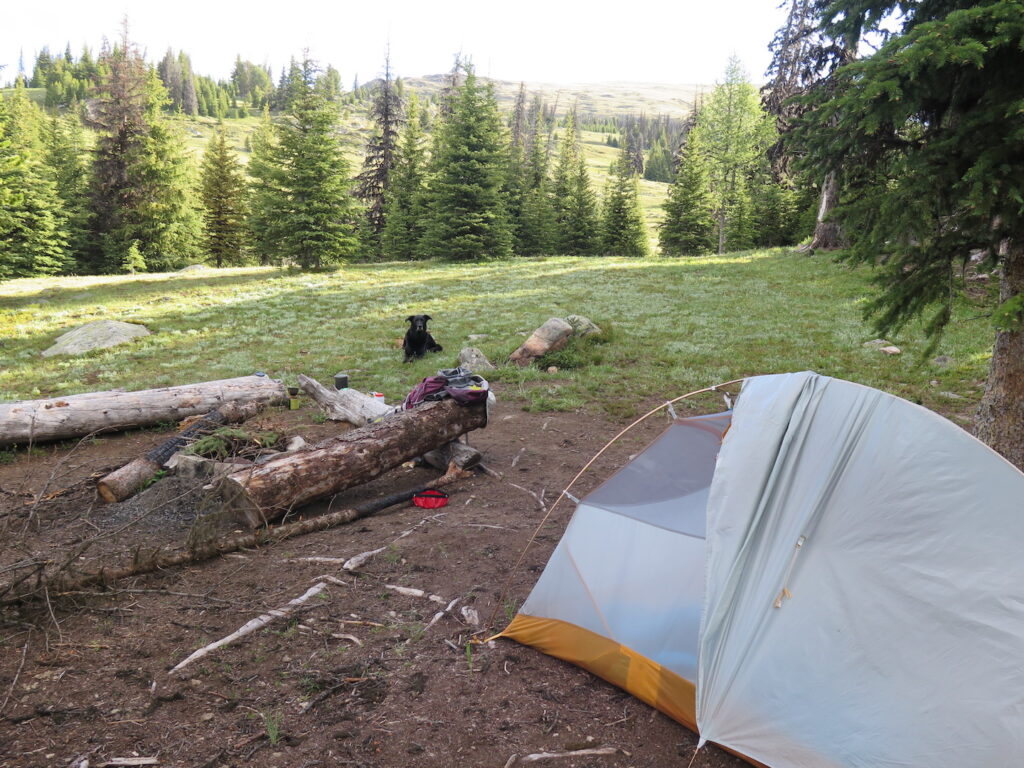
[424,315,432,321]
[406,316,415,323]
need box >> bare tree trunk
[975,240,1024,470]
[808,171,841,250]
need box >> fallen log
[297,374,392,426]
[0,375,287,449]
[299,375,482,473]
[218,398,487,527]
[96,401,266,503]
[0,468,469,606]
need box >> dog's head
[406,314,432,333]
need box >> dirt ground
[0,384,746,768]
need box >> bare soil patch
[0,387,743,768]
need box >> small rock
[458,347,496,371]
[547,366,558,374]
[468,334,489,341]
[880,345,902,355]
[932,355,953,368]
[862,339,891,348]
[565,314,601,336]
[285,436,307,452]
[939,391,966,400]
[41,319,150,357]
[201,712,215,721]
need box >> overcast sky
[3,1,788,86]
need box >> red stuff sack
[412,490,449,509]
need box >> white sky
[2,1,788,86]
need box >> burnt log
[95,401,266,503]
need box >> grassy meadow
[0,251,994,429]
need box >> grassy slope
[0,252,992,427]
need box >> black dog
[403,315,443,363]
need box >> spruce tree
[355,56,403,255]
[381,93,428,259]
[516,106,558,255]
[43,113,90,269]
[796,0,1024,466]
[249,60,359,269]
[200,129,248,267]
[419,67,512,261]
[0,98,70,279]
[552,110,600,255]
[659,135,716,256]
[600,152,648,257]
[87,31,200,273]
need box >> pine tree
[600,152,648,257]
[419,67,512,261]
[0,98,70,279]
[87,30,200,273]
[691,58,774,253]
[515,106,558,255]
[249,60,359,268]
[643,129,675,183]
[201,129,247,267]
[659,135,716,256]
[551,110,600,255]
[356,56,403,255]
[381,93,428,259]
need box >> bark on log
[422,440,482,471]
[0,470,469,606]
[96,401,266,503]
[0,375,287,449]
[297,374,393,425]
[218,398,487,527]
[975,239,1024,470]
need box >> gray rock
[880,345,902,356]
[862,338,892,348]
[459,347,496,371]
[468,333,489,341]
[565,314,601,336]
[41,320,150,358]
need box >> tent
[497,372,1024,767]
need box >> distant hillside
[400,75,708,118]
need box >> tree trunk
[218,398,487,527]
[96,401,266,503]
[974,240,1024,470]
[0,375,287,449]
[808,171,841,250]
[297,374,393,425]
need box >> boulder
[565,314,601,336]
[880,345,902,356]
[509,318,573,367]
[41,320,150,358]
[459,347,496,371]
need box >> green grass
[0,252,994,424]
